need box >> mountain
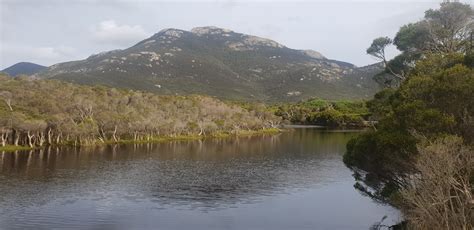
[38,26,382,102]
[2,62,47,77]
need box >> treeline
[272,99,369,127]
[344,2,473,229]
[0,75,280,148]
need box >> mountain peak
[191,26,233,36]
[155,28,187,38]
[38,26,381,102]
[1,62,46,77]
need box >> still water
[0,129,400,230]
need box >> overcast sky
[0,0,463,69]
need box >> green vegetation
[0,75,280,150]
[273,98,369,127]
[344,2,474,229]
[367,2,474,87]
[344,53,474,200]
[0,145,33,152]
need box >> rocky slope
[38,26,381,102]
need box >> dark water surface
[0,129,399,230]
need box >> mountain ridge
[38,26,381,102]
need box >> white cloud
[91,20,150,46]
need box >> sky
[0,0,464,69]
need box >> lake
[0,128,400,230]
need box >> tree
[424,2,474,53]
[370,2,474,86]
[367,37,393,63]
[0,91,13,111]
[0,74,280,148]
[345,53,474,203]
[400,136,473,229]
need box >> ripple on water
[0,129,400,229]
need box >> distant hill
[2,62,47,77]
[38,26,382,102]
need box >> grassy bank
[111,128,282,145]
[0,128,282,153]
[0,145,34,152]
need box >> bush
[307,110,343,127]
[400,136,473,229]
[344,54,474,202]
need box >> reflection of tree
[0,130,355,211]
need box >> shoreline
[0,128,282,153]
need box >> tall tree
[370,2,474,86]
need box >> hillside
[38,26,382,102]
[2,62,46,77]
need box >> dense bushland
[344,2,474,229]
[344,53,474,201]
[273,99,369,127]
[0,75,280,148]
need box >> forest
[0,75,280,150]
[272,99,369,127]
[0,72,370,151]
[344,2,474,229]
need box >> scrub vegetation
[0,75,280,150]
[344,2,474,229]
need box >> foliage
[369,2,474,85]
[0,76,281,148]
[367,37,392,62]
[349,2,474,204]
[344,53,474,203]
[348,4,474,228]
[273,98,369,127]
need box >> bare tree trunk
[56,132,62,145]
[27,131,34,148]
[0,133,6,147]
[198,127,203,136]
[13,131,19,146]
[98,126,106,142]
[38,132,45,146]
[4,98,13,112]
[47,129,53,145]
[112,126,118,142]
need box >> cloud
[31,46,76,59]
[91,20,150,46]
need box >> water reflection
[0,129,399,229]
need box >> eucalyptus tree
[0,75,280,148]
[369,1,474,86]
